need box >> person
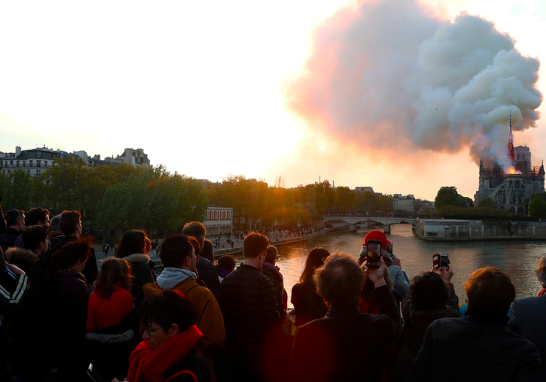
[142,234,225,354]
[357,259,393,314]
[202,239,214,264]
[507,255,546,380]
[115,230,156,307]
[114,290,210,382]
[291,247,330,326]
[48,214,64,248]
[50,210,98,284]
[0,209,24,254]
[533,255,546,296]
[21,225,50,274]
[262,245,287,317]
[390,268,459,382]
[50,241,92,382]
[219,232,280,382]
[5,239,51,381]
[359,230,409,307]
[216,255,236,283]
[12,207,50,248]
[182,222,220,299]
[86,257,138,381]
[407,267,541,381]
[289,252,400,382]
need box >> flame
[507,167,522,174]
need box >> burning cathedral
[475,117,545,214]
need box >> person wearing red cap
[360,230,409,309]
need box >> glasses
[145,326,160,336]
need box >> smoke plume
[285,0,542,168]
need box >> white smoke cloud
[286,0,542,167]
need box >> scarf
[127,325,202,382]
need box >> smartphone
[433,254,450,270]
[88,364,104,382]
[366,240,382,269]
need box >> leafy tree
[529,193,546,218]
[95,183,132,242]
[478,197,497,209]
[0,170,35,210]
[435,186,459,210]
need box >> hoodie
[157,267,196,290]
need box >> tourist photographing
[115,229,156,307]
[407,267,541,381]
[86,257,138,381]
[262,245,288,318]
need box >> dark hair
[187,236,201,254]
[315,252,363,306]
[116,230,149,258]
[243,233,269,259]
[535,256,546,288]
[22,225,49,251]
[217,255,236,272]
[182,222,206,242]
[50,215,61,233]
[202,239,214,264]
[25,208,50,227]
[410,272,448,310]
[265,245,278,264]
[160,234,194,268]
[50,241,91,272]
[95,258,133,300]
[360,266,393,303]
[60,210,81,235]
[466,267,515,320]
[141,290,196,333]
[5,209,24,227]
[300,247,330,283]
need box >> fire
[508,167,521,174]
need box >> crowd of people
[1,204,546,381]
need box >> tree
[95,183,132,243]
[529,193,546,218]
[435,187,459,210]
[478,197,497,209]
[0,169,35,210]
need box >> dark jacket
[0,228,21,254]
[219,264,280,380]
[291,280,328,326]
[508,295,546,380]
[50,236,98,283]
[86,308,139,382]
[5,248,51,371]
[407,316,542,382]
[197,254,220,300]
[262,262,287,318]
[390,283,459,382]
[163,348,211,382]
[289,285,400,382]
[121,253,156,307]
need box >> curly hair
[50,241,91,272]
[535,256,546,288]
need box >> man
[50,210,98,283]
[48,215,64,248]
[289,253,400,382]
[0,209,25,254]
[407,267,541,381]
[142,234,225,352]
[21,225,50,274]
[219,232,280,382]
[508,271,546,380]
[182,221,220,299]
[13,207,50,249]
[261,245,287,318]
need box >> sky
[0,0,545,201]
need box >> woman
[50,241,92,382]
[114,290,210,382]
[535,256,546,296]
[291,247,330,326]
[115,230,156,306]
[86,257,138,381]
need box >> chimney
[15,146,21,156]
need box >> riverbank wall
[415,218,546,241]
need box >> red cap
[364,230,388,250]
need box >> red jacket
[86,286,134,332]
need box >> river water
[237,225,546,307]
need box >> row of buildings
[0,146,151,176]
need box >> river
[234,225,546,307]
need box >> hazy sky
[1,0,545,200]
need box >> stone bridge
[321,215,416,234]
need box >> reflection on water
[232,225,546,306]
